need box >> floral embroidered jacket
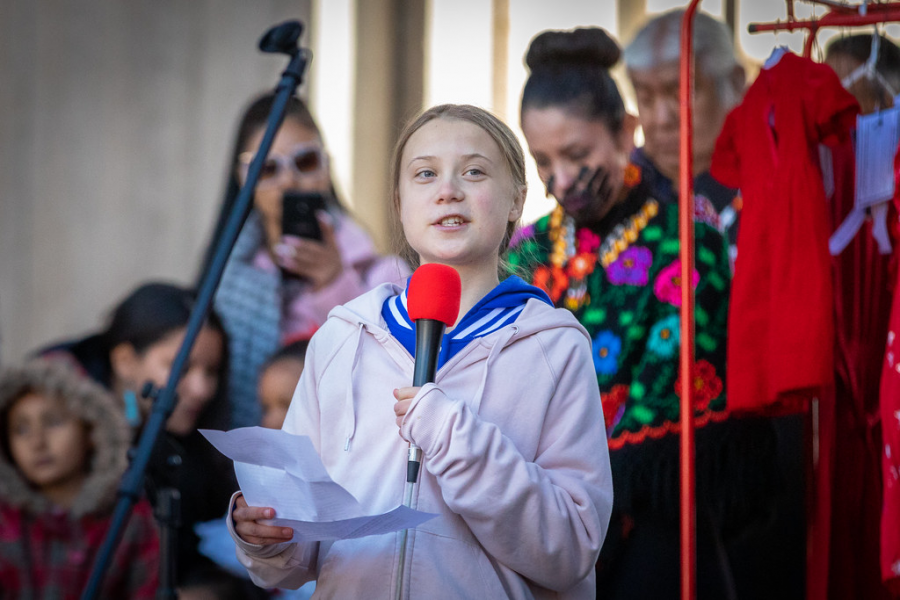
[508,179,731,451]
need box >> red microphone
[408,264,461,387]
[404,264,461,482]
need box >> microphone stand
[395,318,445,600]
[139,382,184,599]
[80,20,311,600]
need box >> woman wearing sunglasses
[204,93,409,430]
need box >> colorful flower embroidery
[532,265,568,304]
[624,163,642,187]
[654,260,700,307]
[509,223,535,249]
[674,359,724,411]
[567,252,596,279]
[606,246,652,286]
[592,330,622,375]
[576,227,601,254]
[648,315,681,358]
[601,384,630,429]
[693,194,720,229]
[506,192,732,448]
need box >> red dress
[711,52,859,413]
[828,134,895,600]
[881,148,900,592]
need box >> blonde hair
[389,104,527,269]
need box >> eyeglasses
[237,143,328,188]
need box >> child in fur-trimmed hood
[0,358,159,599]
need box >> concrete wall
[0,0,310,361]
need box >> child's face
[398,117,524,271]
[114,325,224,436]
[7,392,90,497]
[258,358,304,430]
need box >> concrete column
[350,0,424,252]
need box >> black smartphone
[282,191,326,241]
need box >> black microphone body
[407,318,446,483]
[413,319,445,387]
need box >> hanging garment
[711,52,859,412]
[828,131,895,600]
[881,145,900,593]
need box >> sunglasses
[238,143,328,188]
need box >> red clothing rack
[743,6,900,600]
[679,2,900,599]
[748,0,900,57]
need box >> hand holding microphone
[393,387,417,431]
[396,264,461,484]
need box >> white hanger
[764,46,791,69]
[840,31,898,100]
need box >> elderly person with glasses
[205,93,409,429]
[624,9,746,258]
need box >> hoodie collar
[381,275,551,370]
[328,282,584,454]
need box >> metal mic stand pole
[136,382,183,600]
[395,320,445,600]
[80,20,311,600]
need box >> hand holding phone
[276,191,343,288]
[282,191,326,241]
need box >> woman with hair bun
[509,27,795,599]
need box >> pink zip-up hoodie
[228,282,613,599]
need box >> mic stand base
[154,487,181,600]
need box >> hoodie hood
[0,359,130,517]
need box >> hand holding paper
[200,427,435,543]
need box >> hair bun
[525,27,621,72]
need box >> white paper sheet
[200,427,436,542]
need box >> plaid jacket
[0,500,159,599]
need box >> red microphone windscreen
[407,264,461,325]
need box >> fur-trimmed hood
[0,359,130,518]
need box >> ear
[508,185,527,222]
[109,343,140,388]
[618,113,638,155]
